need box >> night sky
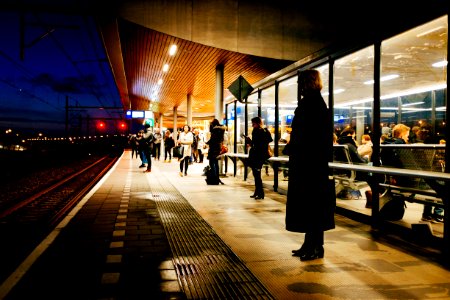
[0,10,121,137]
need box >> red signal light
[97,121,106,129]
[119,121,127,130]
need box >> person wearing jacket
[206,119,226,184]
[141,124,154,173]
[245,117,273,199]
[178,125,193,176]
[286,69,335,261]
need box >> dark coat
[285,90,335,233]
[206,125,226,159]
[247,127,273,168]
[337,135,368,164]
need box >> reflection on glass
[260,86,276,141]
[381,15,447,141]
[334,46,375,142]
[226,103,235,153]
[236,101,245,153]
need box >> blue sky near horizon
[0,11,122,136]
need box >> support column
[160,114,165,157]
[173,107,178,142]
[215,64,225,175]
[215,64,224,121]
[187,94,192,126]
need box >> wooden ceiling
[116,19,293,124]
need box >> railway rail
[0,154,118,284]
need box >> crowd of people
[126,120,217,177]
[125,69,445,262]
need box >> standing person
[178,125,193,176]
[192,128,200,163]
[128,133,139,159]
[142,124,154,173]
[136,129,148,168]
[152,128,162,161]
[206,119,227,184]
[163,130,175,162]
[286,69,335,261]
[244,117,273,199]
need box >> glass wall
[226,103,235,153]
[381,15,447,142]
[260,86,276,141]
[235,101,245,153]
[247,93,259,153]
[278,76,297,157]
[334,46,375,144]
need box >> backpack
[379,192,406,221]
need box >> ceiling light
[169,45,177,56]
[416,26,444,37]
[402,101,424,107]
[322,88,345,96]
[432,60,448,68]
[163,64,169,72]
[364,74,399,85]
[158,79,163,85]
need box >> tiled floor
[159,153,450,299]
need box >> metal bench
[332,144,369,194]
[379,144,446,207]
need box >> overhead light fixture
[432,60,448,68]
[158,79,163,85]
[364,74,399,85]
[163,64,169,72]
[416,26,444,37]
[402,101,424,107]
[169,45,177,56]
[322,88,345,96]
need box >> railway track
[0,154,118,284]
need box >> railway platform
[1,150,450,299]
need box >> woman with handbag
[177,125,193,176]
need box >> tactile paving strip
[148,172,274,299]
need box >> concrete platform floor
[155,153,450,299]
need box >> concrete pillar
[215,65,226,176]
[187,94,192,126]
[215,64,224,121]
[160,114,165,157]
[173,107,178,142]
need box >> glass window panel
[316,65,330,107]
[259,86,275,141]
[334,46,375,143]
[278,76,297,156]
[236,101,245,153]
[381,15,447,141]
[226,102,236,153]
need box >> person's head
[340,127,355,139]
[183,125,190,132]
[144,123,150,131]
[210,119,220,128]
[361,134,371,144]
[194,128,199,135]
[392,124,410,142]
[251,116,262,128]
[165,130,171,136]
[439,139,446,145]
[298,69,323,95]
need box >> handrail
[328,162,450,182]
